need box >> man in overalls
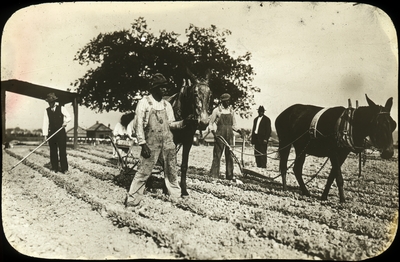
[209,93,242,180]
[125,73,184,207]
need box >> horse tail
[275,107,295,172]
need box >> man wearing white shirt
[112,112,136,158]
[208,93,242,180]
[42,93,71,173]
[250,106,271,168]
[125,73,184,208]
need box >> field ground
[2,143,398,260]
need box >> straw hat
[150,73,169,89]
[45,93,58,102]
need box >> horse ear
[186,68,197,82]
[205,69,211,81]
[384,97,393,112]
[365,94,376,107]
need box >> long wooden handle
[9,126,64,172]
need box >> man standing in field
[42,92,71,174]
[250,105,271,168]
[125,73,184,207]
[209,93,242,180]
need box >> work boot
[124,194,142,208]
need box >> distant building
[86,121,113,139]
[66,126,87,139]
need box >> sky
[1,1,398,131]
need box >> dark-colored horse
[167,69,212,196]
[275,95,396,202]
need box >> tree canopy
[72,17,260,118]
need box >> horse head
[365,94,397,159]
[186,68,212,130]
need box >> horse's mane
[165,85,194,121]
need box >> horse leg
[321,154,347,202]
[336,168,345,203]
[321,167,336,201]
[333,154,348,202]
[278,145,291,191]
[180,143,192,196]
[293,153,310,196]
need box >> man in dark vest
[42,93,71,173]
[251,105,271,168]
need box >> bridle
[367,110,393,150]
[190,80,212,123]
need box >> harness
[309,107,330,138]
[335,107,364,153]
[145,95,168,109]
[308,107,364,153]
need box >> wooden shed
[1,79,80,148]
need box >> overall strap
[145,96,169,121]
[218,105,233,114]
[145,96,153,106]
[145,95,167,109]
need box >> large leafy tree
[72,17,259,118]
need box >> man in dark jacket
[42,93,71,173]
[251,106,271,168]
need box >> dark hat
[150,73,168,89]
[258,106,265,112]
[220,93,231,101]
[45,93,58,102]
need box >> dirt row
[2,151,177,260]
[3,147,313,260]
[2,145,398,260]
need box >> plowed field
[2,143,398,260]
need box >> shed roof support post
[73,97,78,149]
[1,87,6,144]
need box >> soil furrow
[5,148,312,260]
[4,145,397,260]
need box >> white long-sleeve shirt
[254,116,263,134]
[134,95,176,145]
[42,102,71,136]
[113,121,135,139]
[208,105,237,132]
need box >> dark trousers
[254,141,267,168]
[48,129,68,172]
[210,138,234,180]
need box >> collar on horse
[334,107,364,153]
[309,107,364,153]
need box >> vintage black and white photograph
[1,1,398,260]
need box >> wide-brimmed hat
[258,106,265,112]
[220,93,231,101]
[45,93,58,102]
[150,73,169,89]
